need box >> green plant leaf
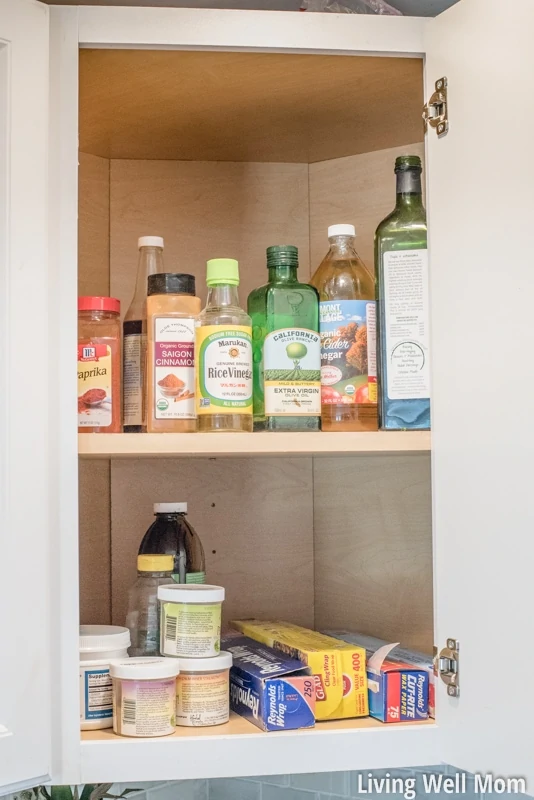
[50,786,74,800]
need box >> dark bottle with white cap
[123,236,165,433]
[138,503,206,584]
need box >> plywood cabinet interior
[78,48,433,655]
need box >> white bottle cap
[179,652,233,672]
[110,657,180,680]
[154,502,187,514]
[158,584,225,603]
[79,625,131,653]
[138,236,164,249]
[328,224,356,238]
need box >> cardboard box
[327,631,433,722]
[221,632,315,731]
[231,620,368,721]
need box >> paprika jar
[78,296,121,433]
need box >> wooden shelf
[79,49,423,163]
[78,431,430,458]
[80,714,438,782]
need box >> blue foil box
[221,633,316,731]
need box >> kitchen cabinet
[0,0,532,792]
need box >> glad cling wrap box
[231,620,368,721]
[327,631,433,723]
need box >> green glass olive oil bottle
[375,155,430,430]
[248,245,321,431]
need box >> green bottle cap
[395,155,422,172]
[206,258,240,286]
[266,245,299,269]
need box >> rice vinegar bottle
[195,259,253,432]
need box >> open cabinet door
[427,0,534,786]
[0,0,52,792]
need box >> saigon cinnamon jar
[78,296,122,433]
[146,273,201,433]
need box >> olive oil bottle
[248,245,320,431]
[375,155,430,430]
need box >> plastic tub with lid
[79,625,130,730]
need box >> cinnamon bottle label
[153,317,196,420]
[77,342,113,428]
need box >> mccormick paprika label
[153,317,195,420]
[264,328,321,416]
[195,325,253,416]
[318,300,377,407]
[78,342,113,428]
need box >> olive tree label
[263,328,321,416]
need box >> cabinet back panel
[78,152,110,297]
[110,458,315,627]
[313,454,433,653]
[110,159,310,311]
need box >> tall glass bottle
[374,156,430,430]
[123,236,165,433]
[195,259,253,432]
[310,225,378,432]
[248,245,320,431]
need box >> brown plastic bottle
[146,273,201,433]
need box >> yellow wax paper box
[231,620,368,721]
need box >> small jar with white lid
[110,657,180,738]
[158,584,225,658]
[176,651,233,727]
[79,625,130,730]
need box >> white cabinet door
[427,0,534,785]
[0,0,52,792]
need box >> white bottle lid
[138,236,164,249]
[79,625,131,653]
[110,657,180,680]
[179,652,233,672]
[158,584,225,603]
[328,224,356,238]
[154,502,187,514]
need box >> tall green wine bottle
[375,155,431,430]
[248,245,321,431]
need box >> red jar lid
[78,296,120,314]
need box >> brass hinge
[423,77,449,137]
[434,637,459,697]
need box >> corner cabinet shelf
[80,715,438,782]
[78,431,431,459]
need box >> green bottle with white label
[248,245,321,431]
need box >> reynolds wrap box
[221,632,315,731]
[231,620,368,721]
[328,631,433,723]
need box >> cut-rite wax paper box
[231,620,368,721]
[221,632,315,731]
[328,630,433,723]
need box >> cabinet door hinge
[434,637,459,697]
[423,77,449,137]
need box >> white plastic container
[176,651,233,727]
[79,625,130,730]
[158,584,225,658]
[110,657,180,738]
